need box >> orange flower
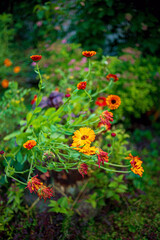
[98,121,111,131]
[30,55,42,62]
[106,74,119,82]
[106,95,121,110]
[4,58,12,67]
[23,140,37,150]
[78,144,98,155]
[125,153,144,177]
[82,51,96,58]
[31,95,37,105]
[95,97,107,107]
[1,79,9,88]
[14,66,21,73]
[77,81,87,90]
[27,175,54,202]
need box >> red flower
[27,175,43,193]
[97,149,109,168]
[98,121,111,131]
[78,163,88,178]
[111,133,116,137]
[37,185,54,202]
[0,150,4,155]
[100,110,113,125]
[82,51,96,58]
[65,93,71,97]
[23,140,37,150]
[30,55,42,62]
[77,81,87,90]
[95,97,107,107]
[106,74,119,82]
[31,95,37,105]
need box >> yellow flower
[72,127,95,147]
[79,144,98,155]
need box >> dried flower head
[23,140,37,150]
[106,95,121,110]
[82,51,96,58]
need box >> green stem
[9,176,27,185]
[36,63,43,93]
[93,163,131,173]
[27,155,34,182]
[91,80,114,98]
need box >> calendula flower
[27,175,43,193]
[82,51,96,58]
[78,144,98,155]
[37,185,54,202]
[78,163,88,177]
[30,55,42,62]
[13,66,21,73]
[125,153,144,177]
[23,140,37,150]
[95,97,107,107]
[77,81,87,90]
[1,79,9,88]
[106,74,119,82]
[106,95,121,110]
[72,127,95,147]
[4,58,12,67]
[97,149,109,168]
[31,95,37,105]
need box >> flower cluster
[125,153,144,177]
[26,175,54,201]
[23,140,37,150]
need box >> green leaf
[4,131,20,141]
[36,166,47,173]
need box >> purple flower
[81,57,87,64]
[61,39,67,44]
[84,67,89,72]
[31,62,36,66]
[38,97,48,109]
[47,91,64,109]
[75,66,80,71]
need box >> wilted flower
[23,140,37,150]
[27,175,43,193]
[37,185,54,202]
[78,163,88,177]
[77,81,87,90]
[125,153,144,177]
[1,79,9,88]
[82,51,96,58]
[97,149,109,168]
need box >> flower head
[78,144,98,155]
[98,121,111,131]
[72,127,95,147]
[106,74,119,82]
[30,55,42,62]
[100,110,113,125]
[77,81,87,90]
[27,175,43,193]
[4,58,12,67]
[23,140,37,150]
[0,150,4,155]
[125,153,144,177]
[106,95,121,110]
[97,149,109,168]
[111,133,116,137]
[37,185,54,202]
[95,97,107,107]
[14,66,21,73]
[1,79,9,88]
[31,95,37,105]
[82,51,96,58]
[78,163,88,178]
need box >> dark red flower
[106,74,119,82]
[0,150,4,155]
[65,93,71,97]
[78,163,88,178]
[30,55,42,62]
[111,133,116,137]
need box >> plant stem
[27,156,34,182]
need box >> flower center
[81,135,88,140]
[111,99,116,104]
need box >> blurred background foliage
[0,0,160,239]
